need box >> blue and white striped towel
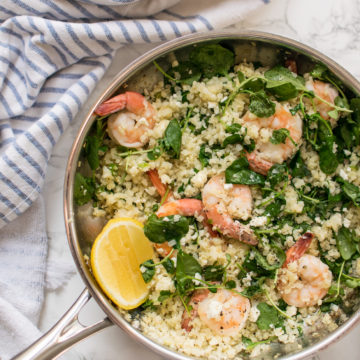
[0,0,267,358]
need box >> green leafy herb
[267,163,288,189]
[176,250,202,294]
[336,226,357,260]
[264,196,285,218]
[199,144,211,168]
[144,214,189,244]
[289,151,310,178]
[270,128,296,146]
[202,264,224,282]
[158,290,173,303]
[168,61,201,85]
[242,78,265,92]
[189,44,235,78]
[240,276,266,298]
[74,173,95,206]
[225,280,236,289]
[163,119,182,159]
[253,245,286,271]
[140,260,156,283]
[265,65,305,101]
[249,90,276,118]
[256,302,282,330]
[162,258,175,274]
[337,178,360,207]
[242,335,277,351]
[225,156,265,185]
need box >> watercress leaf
[164,119,182,159]
[264,196,285,218]
[225,157,265,185]
[267,163,288,188]
[168,61,201,85]
[240,276,266,298]
[290,151,310,178]
[336,226,357,260]
[265,66,305,100]
[199,144,211,168]
[256,302,281,330]
[176,250,202,293]
[249,90,276,118]
[310,63,328,80]
[162,258,175,274]
[144,214,189,244]
[140,260,155,283]
[243,138,256,153]
[350,98,360,124]
[225,280,236,289]
[270,128,291,145]
[202,264,224,282]
[253,246,285,271]
[319,145,338,174]
[74,173,95,206]
[147,145,163,160]
[85,135,101,170]
[337,178,360,206]
[189,44,235,78]
[140,299,156,310]
[242,78,265,92]
[158,290,172,302]
[223,134,243,147]
[225,123,242,134]
[237,71,245,83]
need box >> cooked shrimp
[94,91,156,148]
[277,232,332,307]
[306,79,339,121]
[202,173,256,245]
[147,169,173,203]
[243,103,302,175]
[157,198,217,238]
[181,289,250,336]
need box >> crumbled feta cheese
[249,216,267,227]
[207,299,223,320]
[339,169,348,181]
[168,240,176,247]
[224,183,233,190]
[343,218,350,228]
[193,272,202,286]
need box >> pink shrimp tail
[181,289,209,332]
[283,232,313,268]
[94,93,127,116]
[147,169,173,203]
[245,151,273,176]
[94,91,147,116]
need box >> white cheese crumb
[343,218,351,228]
[193,272,202,285]
[249,216,267,227]
[224,183,233,190]
[168,239,176,247]
[207,299,223,320]
[339,169,348,181]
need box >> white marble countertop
[39,0,360,359]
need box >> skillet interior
[64,31,360,360]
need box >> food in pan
[75,43,360,359]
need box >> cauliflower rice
[77,44,360,360]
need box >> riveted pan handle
[12,288,113,360]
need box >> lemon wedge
[91,218,154,310]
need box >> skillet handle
[12,288,113,360]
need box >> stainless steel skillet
[12,31,360,360]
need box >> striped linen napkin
[0,0,268,358]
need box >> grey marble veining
[40,0,360,359]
